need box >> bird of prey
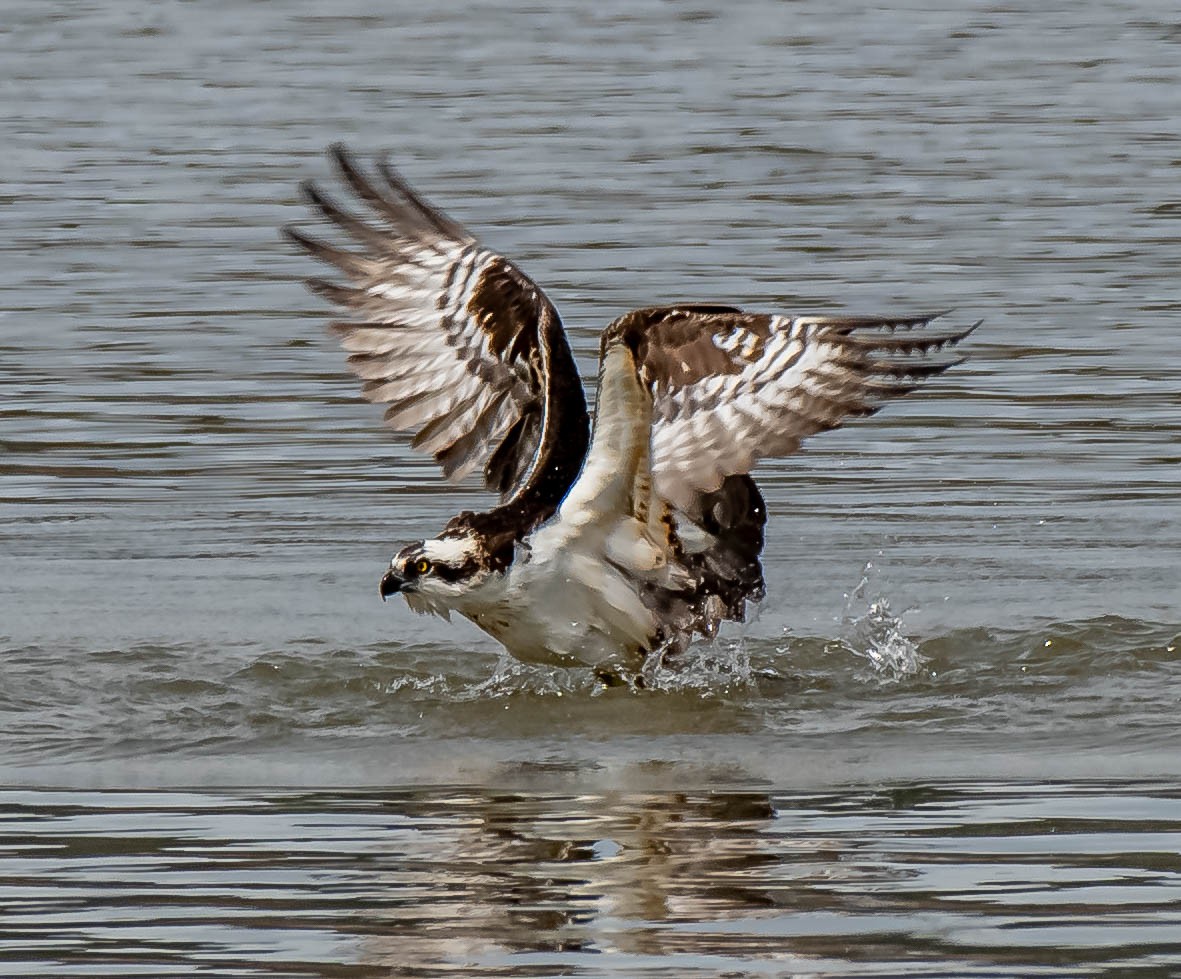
[284,145,975,683]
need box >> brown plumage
[600,306,978,511]
[283,144,589,539]
[284,146,977,676]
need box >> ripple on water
[3,0,1181,973]
[0,615,1177,783]
[0,781,1179,977]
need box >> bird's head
[378,531,492,619]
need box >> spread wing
[283,145,588,503]
[603,305,978,512]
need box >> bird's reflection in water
[341,770,873,971]
[9,781,1174,975]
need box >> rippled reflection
[1,782,1179,976]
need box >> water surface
[2,0,1180,974]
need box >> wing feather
[602,305,977,510]
[284,145,588,505]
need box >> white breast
[455,342,680,671]
[459,527,658,671]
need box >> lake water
[2,0,1180,975]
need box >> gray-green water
[2,0,1179,974]
[2,783,1180,977]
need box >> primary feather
[285,147,976,680]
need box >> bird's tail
[687,473,767,624]
[642,474,767,656]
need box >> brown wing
[603,305,978,512]
[283,145,588,502]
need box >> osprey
[284,145,976,682]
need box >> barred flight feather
[283,144,589,515]
[286,146,975,677]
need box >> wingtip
[900,308,956,329]
[328,141,360,177]
[280,223,310,249]
[908,312,981,349]
[281,224,334,262]
[298,178,321,205]
[373,152,409,192]
[305,276,356,304]
[949,318,984,345]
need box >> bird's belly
[468,557,657,670]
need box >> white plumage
[285,146,977,681]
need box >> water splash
[381,672,451,698]
[460,654,595,699]
[835,560,926,680]
[639,635,756,694]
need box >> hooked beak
[379,569,404,601]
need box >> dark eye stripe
[430,557,480,583]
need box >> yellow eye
[414,558,431,575]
